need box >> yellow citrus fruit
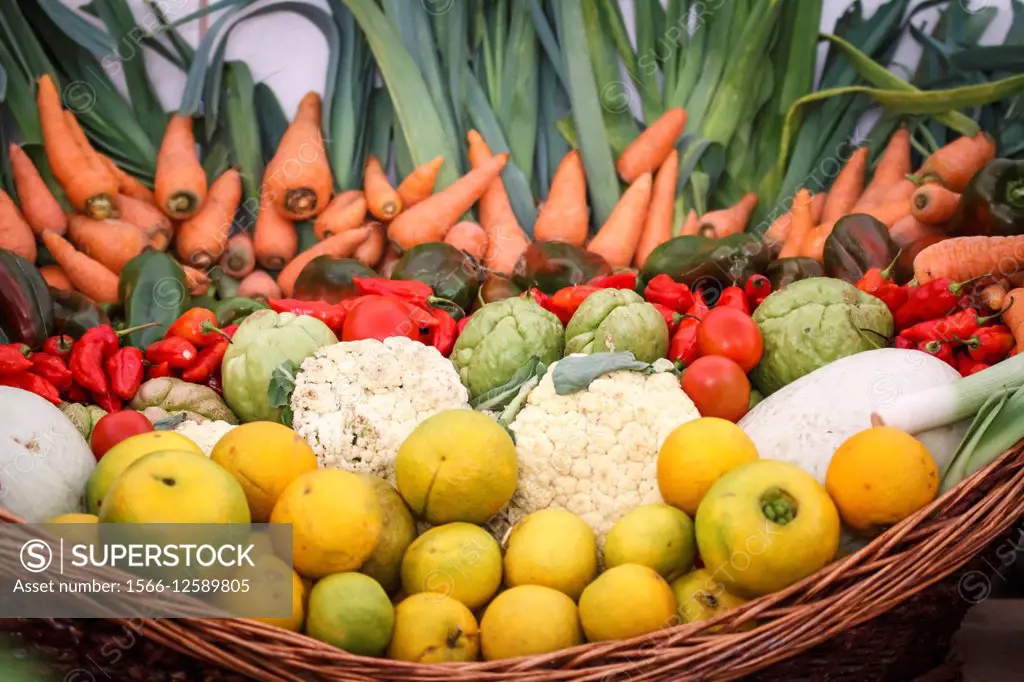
[401,523,502,610]
[218,554,306,632]
[388,593,480,663]
[503,509,598,600]
[826,426,939,536]
[270,469,382,579]
[657,417,758,516]
[98,450,250,524]
[356,473,417,594]
[671,569,747,629]
[696,460,840,598]
[210,421,318,522]
[86,431,204,514]
[604,504,696,581]
[395,410,517,525]
[306,572,394,657]
[480,585,583,660]
[48,513,98,524]
[578,564,677,642]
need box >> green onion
[940,384,1024,493]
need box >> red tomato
[681,355,750,422]
[696,307,763,372]
[341,295,428,342]
[90,411,154,460]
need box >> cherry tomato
[90,410,154,460]
[696,307,763,372]
[681,355,750,422]
[341,295,429,342]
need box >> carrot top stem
[285,188,318,217]
[167,193,200,215]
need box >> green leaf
[583,0,639,157]
[499,2,539,189]
[223,61,262,225]
[681,0,736,132]
[528,0,566,87]
[145,0,196,67]
[366,87,395,166]
[268,360,300,411]
[178,0,253,114]
[631,0,666,123]
[470,355,546,412]
[35,0,115,54]
[0,38,41,143]
[254,83,288,168]
[327,0,373,190]
[552,353,661,395]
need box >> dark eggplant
[0,249,54,349]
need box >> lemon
[388,593,480,662]
[604,504,695,581]
[401,523,502,610]
[578,564,677,642]
[671,569,747,628]
[826,426,938,536]
[503,509,598,600]
[306,572,394,657]
[48,513,98,524]
[86,431,204,514]
[356,474,417,594]
[395,410,517,524]
[210,421,318,522]
[657,417,758,516]
[480,585,583,660]
[270,470,382,579]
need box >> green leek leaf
[254,83,288,167]
[35,0,115,55]
[223,61,262,223]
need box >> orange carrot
[913,236,1024,283]
[41,231,118,303]
[314,190,367,240]
[533,150,589,246]
[353,222,386,269]
[679,209,700,236]
[764,192,827,248]
[114,194,172,251]
[364,155,402,221]
[865,195,912,229]
[979,281,1008,312]
[253,188,297,271]
[916,132,996,193]
[175,169,242,269]
[39,265,73,291]
[263,92,333,220]
[66,214,146,274]
[634,151,677,268]
[36,75,117,219]
[697,192,758,239]
[1003,287,1024,353]
[889,215,947,249]
[778,188,814,259]
[911,184,960,225]
[0,190,36,262]
[387,153,510,251]
[8,144,67,236]
[63,111,115,188]
[466,129,491,168]
[799,219,836,262]
[443,221,489,261]
[465,134,531,275]
[853,127,911,211]
[237,270,282,301]
[155,114,207,219]
[179,263,210,295]
[219,233,256,278]
[821,147,868,223]
[277,227,372,297]
[615,108,687,183]
[586,173,653,268]
[396,155,444,209]
[100,153,155,204]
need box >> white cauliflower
[290,337,470,480]
[494,355,700,543]
[172,419,237,456]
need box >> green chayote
[564,289,668,362]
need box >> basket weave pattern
[2,443,1022,682]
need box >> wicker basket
[2,443,1023,682]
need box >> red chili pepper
[856,255,908,315]
[166,307,231,347]
[899,308,1001,344]
[105,347,145,400]
[667,316,702,367]
[685,290,710,320]
[717,286,751,314]
[222,324,239,339]
[69,322,159,395]
[145,337,199,369]
[42,334,75,361]
[91,390,122,413]
[181,338,230,384]
[964,324,1015,364]
[588,272,638,289]
[893,276,982,329]
[427,308,458,357]
[956,352,991,377]
[919,339,956,367]
[457,315,472,335]
[352,277,445,309]
[650,302,683,335]
[551,285,600,323]
[268,298,348,334]
[894,335,916,350]
[643,274,694,313]
[0,344,33,375]
[0,372,61,404]
[743,275,772,309]
[29,353,73,393]
[522,288,571,325]
[148,362,173,379]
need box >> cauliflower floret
[291,337,470,480]
[173,419,237,456]
[493,355,699,544]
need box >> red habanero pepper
[0,372,61,404]
[668,316,702,367]
[352,277,434,306]
[744,275,772,309]
[919,340,956,367]
[457,315,472,335]
[899,309,1001,344]
[650,303,683,335]
[717,286,751,314]
[268,298,347,334]
[182,339,230,383]
[522,288,570,325]
[42,334,74,361]
[91,390,122,413]
[956,353,991,377]
[69,322,160,394]
[685,289,710,320]
[148,362,173,379]
[105,347,145,400]
[65,382,89,403]
[29,353,73,392]
[0,344,33,374]
[894,335,916,350]
[551,285,600,322]
[893,276,983,328]
[427,308,458,357]
[145,337,198,370]
[855,255,907,315]
[588,272,638,289]
[643,274,693,313]
[166,307,231,346]
[965,324,1015,364]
